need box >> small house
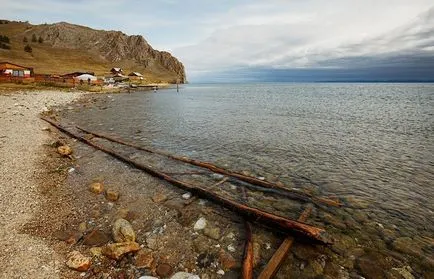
[110,67,123,75]
[62,71,95,78]
[128,72,144,80]
[0,62,33,77]
[73,74,97,84]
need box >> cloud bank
[171,1,434,81]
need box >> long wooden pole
[42,117,331,244]
[242,187,254,279]
[75,125,342,207]
[258,205,313,279]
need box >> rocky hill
[0,20,186,83]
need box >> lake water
[61,83,434,277]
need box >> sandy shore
[0,90,83,279]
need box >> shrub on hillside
[38,36,43,43]
[32,34,37,42]
[0,35,10,43]
[0,43,11,49]
[24,44,32,53]
[23,36,28,43]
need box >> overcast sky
[1,0,433,81]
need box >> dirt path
[0,90,82,279]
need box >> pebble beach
[0,90,83,279]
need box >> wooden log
[42,117,332,244]
[258,205,313,279]
[75,125,341,207]
[242,187,254,279]
[165,171,209,176]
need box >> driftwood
[75,125,342,207]
[42,117,331,244]
[242,187,254,279]
[165,171,209,176]
[258,205,313,279]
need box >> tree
[31,34,37,42]
[23,36,28,43]
[0,43,11,50]
[38,36,43,43]
[1,35,9,43]
[24,44,32,53]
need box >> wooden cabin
[0,62,33,77]
[110,67,123,75]
[61,71,95,78]
[128,72,144,80]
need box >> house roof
[111,67,122,72]
[128,72,143,77]
[0,62,33,70]
[74,74,97,81]
[61,71,95,77]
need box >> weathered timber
[242,187,254,279]
[165,171,209,176]
[258,205,313,279]
[42,117,332,244]
[75,125,342,207]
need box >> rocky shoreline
[1,90,432,279]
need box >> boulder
[102,242,140,260]
[219,249,237,270]
[391,266,415,279]
[152,193,168,203]
[135,249,154,268]
[170,272,200,279]
[89,182,104,194]
[156,263,173,277]
[112,218,136,242]
[65,250,91,271]
[105,189,119,201]
[89,247,102,257]
[204,226,221,240]
[194,217,207,231]
[392,237,423,257]
[57,145,72,156]
[83,229,111,246]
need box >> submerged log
[42,117,332,244]
[75,125,341,207]
[258,205,313,279]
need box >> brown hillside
[0,20,186,83]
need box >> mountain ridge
[0,20,186,83]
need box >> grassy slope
[0,22,177,83]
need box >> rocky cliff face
[28,22,186,82]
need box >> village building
[113,72,129,82]
[0,62,33,77]
[110,67,123,75]
[128,72,144,80]
[61,71,95,78]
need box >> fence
[0,75,103,87]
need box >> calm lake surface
[62,83,434,277]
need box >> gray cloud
[173,1,434,80]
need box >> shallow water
[61,83,434,277]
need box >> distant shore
[0,82,174,95]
